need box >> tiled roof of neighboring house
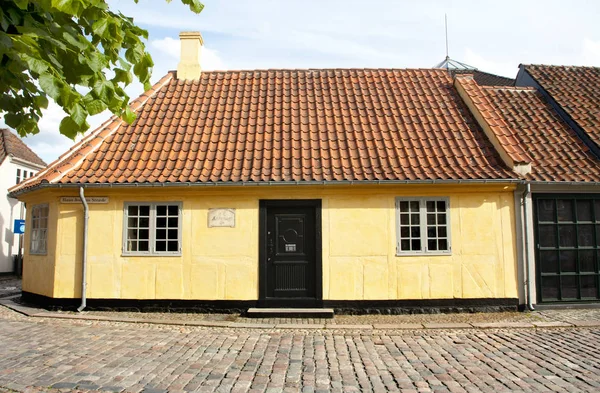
[0,128,46,167]
[523,65,600,147]
[451,69,515,87]
[458,77,600,182]
[10,68,516,195]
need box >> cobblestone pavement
[1,306,600,392]
[0,276,21,298]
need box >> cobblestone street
[1,306,600,392]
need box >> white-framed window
[30,204,49,255]
[16,169,21,184]
[123,202,182,255]
[396,197,451,255]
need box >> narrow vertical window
[30,204,49,254]
[16,169,21,184]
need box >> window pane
[426,201,435,212]
[538,200,555,222]
[401,239,410,251]
[411,214,420,225]
[558,225,576,247]
[409,201,419,212]
[168,205,178,215]
[128,241,137,252]
[128,205,138,216]
[596,200,600,222]
[400,227,409,237]
[128,217,138,228]
[427,227,436,237]
[139,217,149,228]
[140,205,150,216]
[156,229,166,240]
[156,205,167,216]
[156,217,167,228]
[437,201,446,211]
[400,214,409,225]
[539,225,557,248]
[156,241,166,252]
[411,239,421,251]
[427,214,436,225]
[438,239,448,251]
[437,214,446,225]
[577,200,593,222]
[541,276,559,300]
[168,217,178,227]
[578,225,594,247]
[411,226,419,237]
[168,229,178,239]
[127,229,137,240]
[139,229,149,241]
[580,276,598,299]
[428,239,437,251]
[560,250,577,272]
[540,250,559,273]
[438,227,447,238]
[580,250,595,272]
[561,276,578,299]
[138,241,149,252]
[399,201,409,212]
[557,200,574,222]
[167,241,178,252]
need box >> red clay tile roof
[460,80,600,182]
[455,76,531,165]
[10,69,517,194]
[524,65,600,147]
[0,129,46,167]
[450,69,515,87]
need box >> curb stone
[2,299,600,331]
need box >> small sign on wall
[208,208,235,228]
[60,197,109,204]
[13,219,25,234]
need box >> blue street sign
[14,219,25,234]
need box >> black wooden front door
[259,200,322,307]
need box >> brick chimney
[177,31,203,80]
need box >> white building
[0,129,46,273]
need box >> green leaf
[3,113,21,128]
[59,116,81,139]
[70,103,87,126]
[122,106,136,124]
[92,17,110,39]
[34,95,49,110]
[85,99,107,115]
[38,73,61,100]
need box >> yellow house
[9,32,525,313]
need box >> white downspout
[522,183,535,311]
[77,187,89,312]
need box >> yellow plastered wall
[20,185,518,300]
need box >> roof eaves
[8,72,175,195]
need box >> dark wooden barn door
[259,200,322,307]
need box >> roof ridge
[0,128,46,167]
[187,68,449,73]
[9,72,175,194]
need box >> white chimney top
[177,31,203,80]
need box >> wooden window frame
[30,204,49,255]
[122,202,183,256]
[395,197,451,256]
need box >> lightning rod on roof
[445,13,449,60]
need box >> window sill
[121,253,182,257]
[29,252,47,256]
[396,252,452,257]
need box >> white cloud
[151,37,227,71]
[582,38,600,66]
[463,48,519,78]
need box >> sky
[4,0,600,164]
